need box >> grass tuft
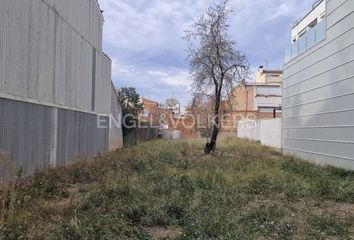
[1,138,354,239]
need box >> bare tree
[188,93,213,137]
[184,0,249,154]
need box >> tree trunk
[204,122,219,154]
[204,91,221,154]
[134,116,139,145]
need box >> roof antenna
[265,59,269,70]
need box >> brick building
[222,67,283,132]
[167,115,198,139]
[139,97,169,128]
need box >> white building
[255,66,283,85]
[166,99,181,117]
[283,0,354,170]
[254,85,282,114]
[254,67,283,114]
[291,0,326,43]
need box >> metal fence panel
[0,98,109,179]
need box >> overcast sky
[99,0,315,108]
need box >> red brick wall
[168,115,198,139]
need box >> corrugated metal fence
[123,128,159,146]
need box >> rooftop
[243,82,282,87]
[262,70,283,74]
[257,66,283,75]
[291,0,325,30]
[291,0,326,42]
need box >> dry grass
[1,138,354,239]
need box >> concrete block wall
[282,0,354,169]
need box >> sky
[99,0,315,109]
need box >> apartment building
[254,67,283,117]
[166,98,181,117]
[222,67,283,132]
[283,0,354,169]
[255,66,283,85]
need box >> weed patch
[1,138,353,239]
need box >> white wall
[238,119,282,149]
[283,0,354,170]
[291,0,326,41]
[259,119,282,148]
[254,96,282,109]
[253,86,282,110]
[237,120,259,141]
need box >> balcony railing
[285,19,326,63]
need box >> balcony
[285,19,326,63]
[255,86,282,96]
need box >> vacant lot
[1,138,354,239]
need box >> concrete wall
[238,118,282,149]
[0,97,109,176]
[42,0,103,50]
[0,0,123,177]
[259,119,282,148]
[109,85,123,151]
[0,0,110,114]
[237,120,260,142]
[283,0,354,170]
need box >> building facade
[283,0,354,169]
[255,66,283,85]
[222,67,283,132]
[139,97,197,139]
[139,97,169,128]
[0,0,122,176]
[166,99,181,117]
[254,67,283,115]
